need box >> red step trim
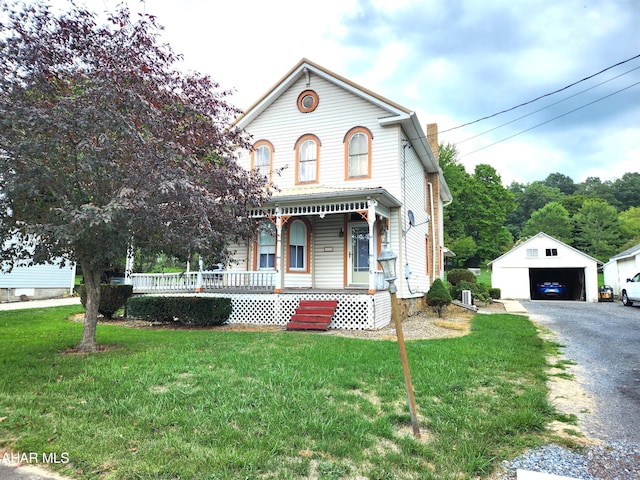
[286,300,338,332]
[292,310,333,316]
[299,300,338,308]
[289,314,332,324]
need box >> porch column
[196,257,204,293]
[124,240,135,285]
[274,207,283,293]
[368,199,377,294]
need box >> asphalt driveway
[522,299,640,443]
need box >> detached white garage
[602,243,640,297]
[488,232,600,302]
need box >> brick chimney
[426,123,438,161]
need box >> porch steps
[286,300,338,331]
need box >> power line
[440,52,640,134]
[456,65,640,145]
[460,80,640,158]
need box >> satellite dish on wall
[403,210,430,236]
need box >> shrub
[426,278,452,317]
[450,280,491,304]
[489,287,501,300]
[77,284,134,319]
[127,296,232,326]
[446,268,477,286]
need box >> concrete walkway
[495,299,528,314]
[0,297,81,311]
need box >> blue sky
[42,0,640,185]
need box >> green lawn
[0,306,565,479]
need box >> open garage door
[529,268,585,301]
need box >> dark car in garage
[535,281,568,298]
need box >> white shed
[0,260,76,302]
[488,232,600,302]
[603,243,640,297]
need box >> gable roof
[487,232,601,268]
[607,242,640,262]
[235,58,452,203]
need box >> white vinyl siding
[237,75,400,195]
[313,215,345,289]
[0,261,75,288]
[399,134,429,293]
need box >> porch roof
[250,186,402,219]
[271,185,401,207]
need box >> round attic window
[297,90,319,113]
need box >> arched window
[288,220,309,272]
[344,127,372,179]
[295,134,320,184]
[256,221,276,270]
[251,140,273,182]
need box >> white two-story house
[131,59,452,329]
[219,59,452,329]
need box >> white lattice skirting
[164,292,392,330]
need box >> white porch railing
[131,271,275,293]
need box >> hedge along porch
[127,291,391,330]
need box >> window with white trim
[257,222,276,270]
[252,141,272,181]
[295,135,319,184]
[288,220,307,271]
[526,248,538,258]
[345,127,372,179]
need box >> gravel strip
[493,442,640,479]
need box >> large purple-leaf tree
[0,1,268,352]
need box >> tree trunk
[77,261,102,352]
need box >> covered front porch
[128,187,416,330]
[245,186,404,294]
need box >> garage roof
[487,232,602,270]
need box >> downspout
[428,182,436,280]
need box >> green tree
[544,172,577,195]
[467,164,515,262]
[506,181,563,239]
[438,145,514,264]
[559,194,589,217]
[449,236,477,267]
[574,199,621,261]
[426,278,452,317]
[439,143,472,243]
[522,202,573,244]
[618,206,640,249]
[575,176,619,208]
[612,173,640,211]
[439,145,514,264]
[0,3,269,351]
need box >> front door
[348,223,370,286]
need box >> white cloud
[18,0,640,185]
